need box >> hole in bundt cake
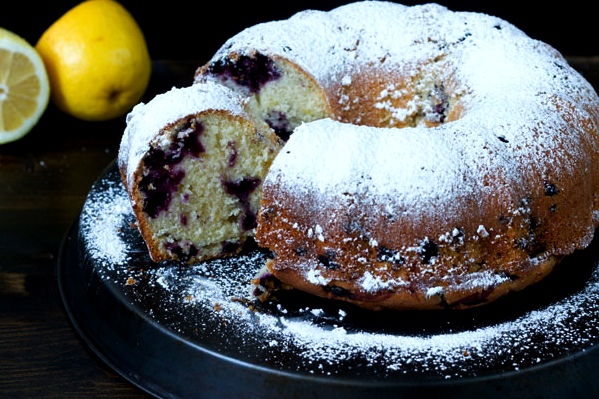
[336,59,461,130]
[204,48,464,149]
[427,83,450,123]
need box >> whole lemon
[35,0,151,121]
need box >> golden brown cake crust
[244,2,599,310]
[264,257,560,311]
[256,170,579,310]
[256,103,599,309]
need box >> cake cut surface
[118,82,281,263]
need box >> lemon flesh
[0,28,50,144]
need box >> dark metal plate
[58,160,599,398]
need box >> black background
[2,1,598,61]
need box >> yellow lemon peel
[35,0,151,121]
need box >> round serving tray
[58,160,599,399]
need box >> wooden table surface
[1,57,599,398]
[0,60,201,398]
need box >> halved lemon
[0,27,50,144]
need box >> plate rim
[56,158,599,399]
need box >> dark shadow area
[4,1,596,61]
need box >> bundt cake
[120,1,599,310]
[118,82,281,263]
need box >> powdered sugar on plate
[79,164,599,380]
[80,175,132,267]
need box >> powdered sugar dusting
[359,270,407,292]
[118,82,249,189]
[207,0,598,226]
[80,175,132,267]
[268,119,468,214]
[306,268,331,285]
[79,168,599,379]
